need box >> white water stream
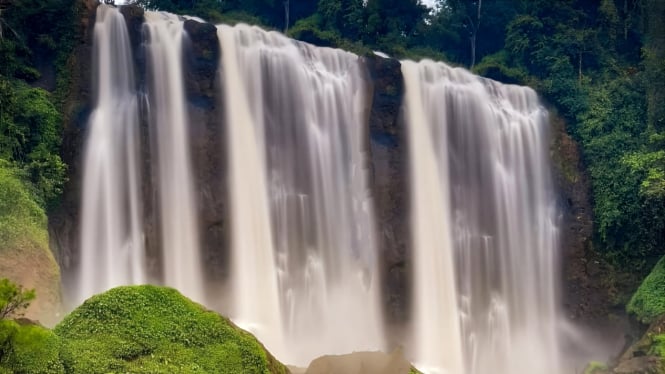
[403,60,561,374]
[219,24,384,365]
[77,5,145,304]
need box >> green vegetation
[0,284,288,374]
[0,161,61,325]
[0,278,36,320]
[0,0,80,211]
[0,162,49,253]
[583,361,608,374]
[56,285,287,374]
[628,256,665,323]
[0,279,63,374]
[0,320,65,374]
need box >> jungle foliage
[0,0,82,210]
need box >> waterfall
[76,6,205,305]
[402,61,465,374]
[144,12,204,303]
[218,24,285,356]
[77,7,564,370]
[403,60,561,374]
[77,5,145,304]
[219,24,384,365]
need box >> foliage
[0,285,289,373]
[0,278,36,320]
[0,0,77,210]
[583,361,608,374]
[472,51,530,85]
[627,256,665,323]
[55,285,288,374]
[0,80,67,208]
[0,320,64,374]
[649,334,665,358]
[0,161,49,254]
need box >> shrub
[0,278,36,320]
[627,256,665,323]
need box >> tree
[644,0,665,133]
[365,0,427,47]
[0,278,35,320]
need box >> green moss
[0,320,64,374]
[55,285,288,374]
[627,256,665,323]
[0,161,49,253]
[583,361,608,374]
[649,334,665,357]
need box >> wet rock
[48,0,99,297]
[181,18,228,284]
[364,55,411,326]
[613,356,662,374]
[304,349,416,374]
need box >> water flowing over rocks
[46,1,627,372]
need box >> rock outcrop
[365,55,411,326]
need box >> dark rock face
[550,114,636,360]
[181,20,230,286]
[48,0,98,294]
[606,316,665,374]
[364,55,411,326]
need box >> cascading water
[77,5,145,305]
[218,24,285,355]
[143,12,205,303]
[77,7,566,370]
[76,6,205,306]
[403,60,561,374]
[219,24,384,365]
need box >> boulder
[55,285,289,373]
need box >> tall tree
[365,0,427,47]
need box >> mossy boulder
[54,285,289,374]
[627,256,665,324]
[0,162,61,326]
[0,319,65,374]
